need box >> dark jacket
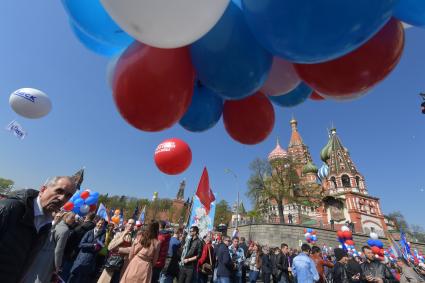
[64,221,96,260]
[271,253,283,279]
[239,242,248,258]
[0,189,51,283]
[155,230,172,268]
[182,236,203,267]
[279,253,291,278]
[361,260,397,283]
[332,262,350,283]
[216,243,233,277]
[70,228,106,273]
[261,254,272,274]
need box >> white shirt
[33,196,52,233]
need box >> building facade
[261,118,388,236]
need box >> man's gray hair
[44,176,75,188]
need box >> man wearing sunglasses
[179,226,203,283]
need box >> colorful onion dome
[268,138,288,161]
[320,139,332,162]
[318,163,330,180]
[302,161,318,174]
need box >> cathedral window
[342,175,351,187]
[355,176,361,188]
[331,177,337,188]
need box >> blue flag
[400,230,411,260]
[96,203,109,222]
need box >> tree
[387,211,409,232]
[0,178,14,195]
[411,225,425,243]
[214,200,232,226]
[247,158,324,224]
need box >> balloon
[367,239,375,246]
[90,192,100,199]
[179,82,224,132]
[63,202,74,211]
[61,0,133,48]
[312,231,317,235]
[223,92,275,145]
[9,88,52,119]
[85,195,98,206]
[370,232,379,240]
[89,204,97,213]
[310,91,325,101]
[100,0,229,48]
[345,240,354,246]
[341,226,350,232]
[114,209,120,216]
[269,83,312,108]
[337,231,344,239]
[294,19,404,97]
[318,90,369,102]
[69,21,124,57]
[305,233,311,238]
[260,57,300,97]
[190,2,272,100]
[371,246,381,254]
[80,191,90,200]
[113,43,195,132]
[306,237,311,242]
[307,228,313,233]
[154,138,192,175]
[375,240,384,248]
[343,231,353,239]
[72,206,81,214]
[74,198,84,208]
[111,216,120,224]
[79,204,90,215]
[242,0,396,63]
[394,0,425,27]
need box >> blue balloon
[375,240,384,248]
[90,192,100,199]
[179,83,224,132]
[70,191,80,202]
[74,198,84,208]
[307,228,313,233]
[367,239,374,246]
[85,195,98,206]
[191,2,272,100]
[242,0,396,63]
[269,83,312,107]
[72,206,81,214]
[394,0,425,27]
[70,22,124,57]
[62,0,133,48]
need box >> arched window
[331,177,337,188]
[342,175,351,187]
[355,176,361,188]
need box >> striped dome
[318,163,330,180]
[268,139,288,161]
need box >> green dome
[302,161,318,174]
[320,140,332,162]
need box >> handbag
[104,254,124,271]
[200,246,213,275]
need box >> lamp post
[225,168,240,229]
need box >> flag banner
[138,206,146,224]
[96,203,109,222]
[400,231,411,260]
[387,233,402,259]
[188,195,216,239]
[5,120,27,140]
[195,167,216,214]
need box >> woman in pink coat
[120,221,161,283]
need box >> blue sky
[0,1,424,227]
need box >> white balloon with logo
[100,0,230,48]
[9,88,52,119]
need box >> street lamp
[225,168,240,229]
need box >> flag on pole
[195,167,215,214]
[132,205,140,220]
[387,232,402,259]
[400,230,411,260]
[96,203,109,222]
[5,120,27,140]
[138,206,146,224]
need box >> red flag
[196,167,215,214]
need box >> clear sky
[0,1,424,227]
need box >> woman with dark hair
[120,221,161,283]
[247,243,262,283]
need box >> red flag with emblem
[196,167,215,214]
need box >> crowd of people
[1,176,425,283]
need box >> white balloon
[341,225,350,232]
[80,204,90,214]
[370,232,379,240]
[100,0,230,48]
[304,233,311,238]
[9,88,52,119]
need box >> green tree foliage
[214,200,232,226]
[0,177,14,195]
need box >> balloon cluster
[304,228,318,244]
[60,0,423,145]
[336,226,358,254]
[111,209,121,225]
[367,232,385,261]
[64,189,99,216]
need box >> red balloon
[309,91,325,101]
[312,231,317,235]
[295,18,404,98]
[89,204,97,213]
[337,231,344,239]
[113,42,195,132]
[154,138,192,175]
[223,92,275,145]
[371,246,381,254]
[343,231,352,239]
[345,240,354,246]
[63,202,74,211]
[80,191,90,200]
